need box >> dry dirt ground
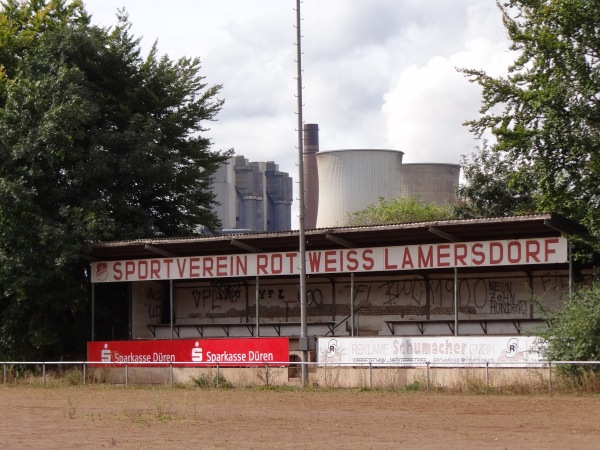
[1,385,599,449]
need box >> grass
[3,365,600,394]
[123,401,184,424]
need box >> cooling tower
[316,149,404,228]
[400,163,461,205]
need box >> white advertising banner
[317,336,546,367]
[91,237,567,283]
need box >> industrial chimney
[303,124,319,229]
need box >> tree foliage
[534,282,600,377]
[455,142,536,218]
[346,196,455,227]
[0,0,231,359]
[459,0,600,246]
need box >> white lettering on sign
[91,237,568,283]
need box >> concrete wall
[135,269,589,340]
[91,365,552,390]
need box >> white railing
[2,360,599,392]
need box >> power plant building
[212,155,293,232]
[303,124,461,229]
[213,125,461,232]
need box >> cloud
[381,1,512,163]
[84,0,515,227]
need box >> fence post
[369,362,373,388]
[548,361,552,394]
[82,363,86,386]
[170,363,173,386]
[125,363,128,387]
[42,363,46,385]
[3,362,6,385]
[216,363,220,388]
[485,361,489,387]
[426,362,430,391]
[265,363,269,386]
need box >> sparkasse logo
[101,343,111,362]
[191,341,203,362]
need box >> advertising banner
[88,337,289,367]
[317,336,546,367]
[91,237,567,283]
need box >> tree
[455,142,536,218]
[459,0,600,247]
[346,196,454,227]
[534,282,600,378]
[0,0,231,359]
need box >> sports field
[1,385,599,449]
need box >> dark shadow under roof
[85,213,588,268]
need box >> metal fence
[2,360,600,393]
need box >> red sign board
[88,338,289,367]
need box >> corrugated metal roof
[85,213,588,265]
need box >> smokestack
[303,124,319,229]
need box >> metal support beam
[255,276,260,337]
[91,283,95,342]
[230,239,263,254]
[170,280,174,340]
[144,244,175,257]
[543,217,589,237]
[429,226,459,242]
[454,267,458,336]
[350,272,355,337]
[325,233,356,248]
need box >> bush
[191,373,232,389]
[535,282,600,379]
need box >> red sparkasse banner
[87,337,289,367]
[90,237,568,283]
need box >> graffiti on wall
[338,273,573,317]
[191,280,244,310]
[178,282,329,318]
[131,271,577,329]
[131,281,166,338]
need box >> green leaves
[346,196,454,227]
[535,282,600,376]
[456,142,536,218]
[0,1,231,359]
[459,0,600,251]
